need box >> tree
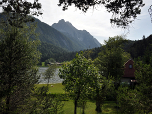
[94,36,130,83]
[117,85,136,114]
[45,58,56,66]
[0,0,42,28]
[93,76,109,113]
[58,0,145,28]
[94,36,130,112]
[25,64,64,114]
[59,52,99,114]
[117,57,152,113]
[133,60,152,113]
[43,64,57,84]
[0,21,41,113]
[0,0,42,113]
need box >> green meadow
[35,83,119,114]
[36,83,65,94]
[63,100,118,114]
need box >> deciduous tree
[43,64,57,84]
[59,52,99,114]
[94,36,130,83]
[117,59,152,113]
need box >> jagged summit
[52,19,101,49]
[58,19,65,23]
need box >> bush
[117,86,135,114]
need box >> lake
[38,67,63,84]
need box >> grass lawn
[35,83,65,94]
[35,83,119,114]
[63,100,118,114]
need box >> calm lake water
[38,67,63,84]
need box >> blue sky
[1,0,152,44]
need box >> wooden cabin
[121,59,136,85]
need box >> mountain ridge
[52,19,101,49]
[34,18,86,52]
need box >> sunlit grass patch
[63,100,118,114]
[35,84,119,114]
[35,83,65,94]
[41,62,45,67]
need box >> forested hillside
[38,41,78,62]
[0,13,101,53]
[38,41,68,62]
[35,18,83,52]
[56,35,152,63]
[127,35,152,59]
[1,15,151,63]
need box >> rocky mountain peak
[52,19,101,48]
[58,19,65,23]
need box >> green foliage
[128,35,152,59]
[24,86,64,114]
[45,58,56,64]
[82,47,101,60]
[0,19,41,113]
[59,52,98,95]
[117,59,152,114]
[35,18,84,52]
[104,36,128,49]
[94,36,131,113]
[38,41,78,63]
[117,86,136,114]
[94,36,130,82]
[133,60,152,113]
[0,0,42,28]
[43,64,57,83]
[42,62,45,66]
[0,1,42,112]
[59,52,99,114]
[30,65,65,114]
[105,82,116,101]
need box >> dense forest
[40,34,152,64]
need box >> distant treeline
[38,34,152,63]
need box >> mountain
[34,18,84,52]
[38,41,68,62]
[0,13,101,62]
[52,19,101,49]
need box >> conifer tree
[0,18,41,113]
[0,0,42,113]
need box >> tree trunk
[6,94,10,114]
[74,89,81,114]
[82,108,85,114]
[95,88,102,113]
[74,99,77,114]
[82,101,85,114]
[95,100,101,113]
[6,80,11,114]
